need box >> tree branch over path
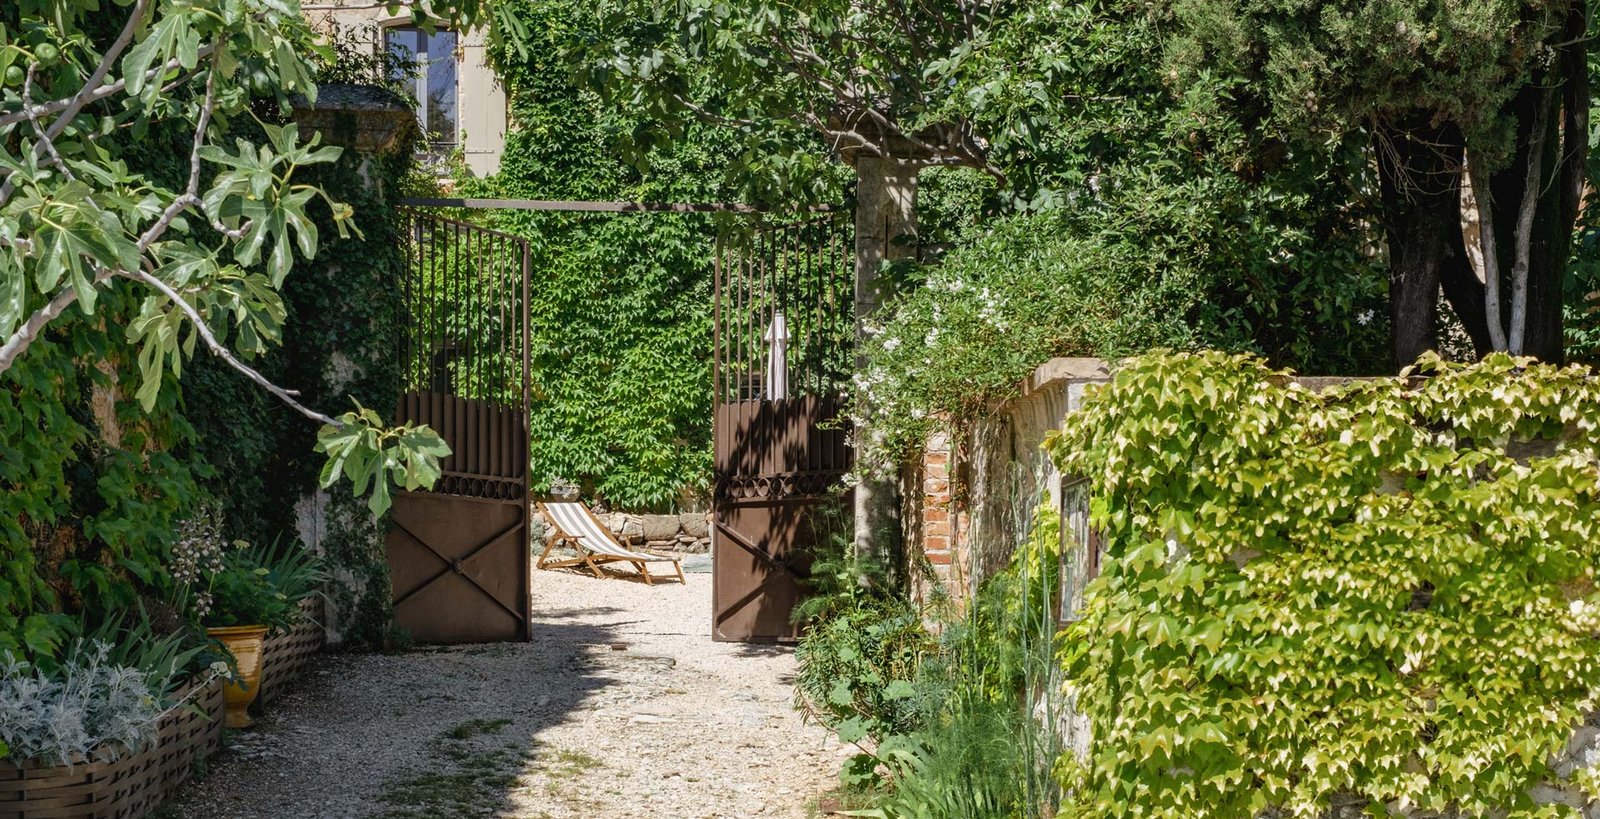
[119,267,340,427]
[565,0,1020,197]
[0,0,452,511]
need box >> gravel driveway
[162,564,848,818]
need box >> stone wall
[906,361,1600,813]
[279,88,413,648]
[531,506,713,554]
[902,358,1111,608]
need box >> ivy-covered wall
[185,113,412,647]
[1050,351,1600,815]
[903,358,1112,611]
[454,0,740,511]
[0,287,205,658]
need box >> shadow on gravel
[731,641,798,659]
[160,616,623,819]
[366,614,623,819]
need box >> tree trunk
[1481,6,1587,363]
[1439,251,1493,357]
[1376,120,1470,369]
[852,156,918,556]
[1381,0,1586,366]
[1526,0,1586,361]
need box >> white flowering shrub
[855,209,1205,467]
[0,641,162,765]
[855,191,1389,469]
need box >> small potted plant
[172,510,323,728]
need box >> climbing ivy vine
[459,0,747,510]
[1048,351,1600,815]
[184,135,418,647]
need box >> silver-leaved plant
[0,641,160,766]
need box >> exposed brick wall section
[906,432,955,608]
[902,358,1111,609]
[898,361,1367,610]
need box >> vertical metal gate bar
[740,226,750,401]
[713,232,723,414]
[522,238,531,439]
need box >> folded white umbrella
[764,311,790,400]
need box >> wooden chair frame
[535,502,687,585]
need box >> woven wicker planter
[256,597,325,707]
[0,676,225,819]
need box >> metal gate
[712,216,854,642]
[384,210,532,643]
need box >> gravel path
[163,565,848,818]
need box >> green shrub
[0,619,204,765]
[793,532,936,751]
[861,504,1063,818]
[170,504,325,636]
[855,173,1390,467]
[1049,350,1600,815]
[794,501,1064,816]
[854,702,1033,819]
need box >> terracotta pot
[207,625,269,729]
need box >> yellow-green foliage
[956,501,1061,708]
[1046,351,1600,817]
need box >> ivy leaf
[20,614,63,656]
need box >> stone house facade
[304,1,508,177]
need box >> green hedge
[1050,351,1600,815]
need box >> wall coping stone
[1026,357,1112,395]
[290,83,416,152]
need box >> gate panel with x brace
[712,217,854,642]
[384,210,532,643]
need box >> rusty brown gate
[712,215,854,642]
[385,210,532,643]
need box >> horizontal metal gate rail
[400,197,841,214]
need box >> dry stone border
[163,570,847,818]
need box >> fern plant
[848,705,1029,819]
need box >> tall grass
[799,465,1066,819]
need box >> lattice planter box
[0,676,224,819]
[256,597,325,707]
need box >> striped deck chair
[536,502,687,585]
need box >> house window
[386,27,458,155]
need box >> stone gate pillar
[850,155,920,555]
[289,84,416,646]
